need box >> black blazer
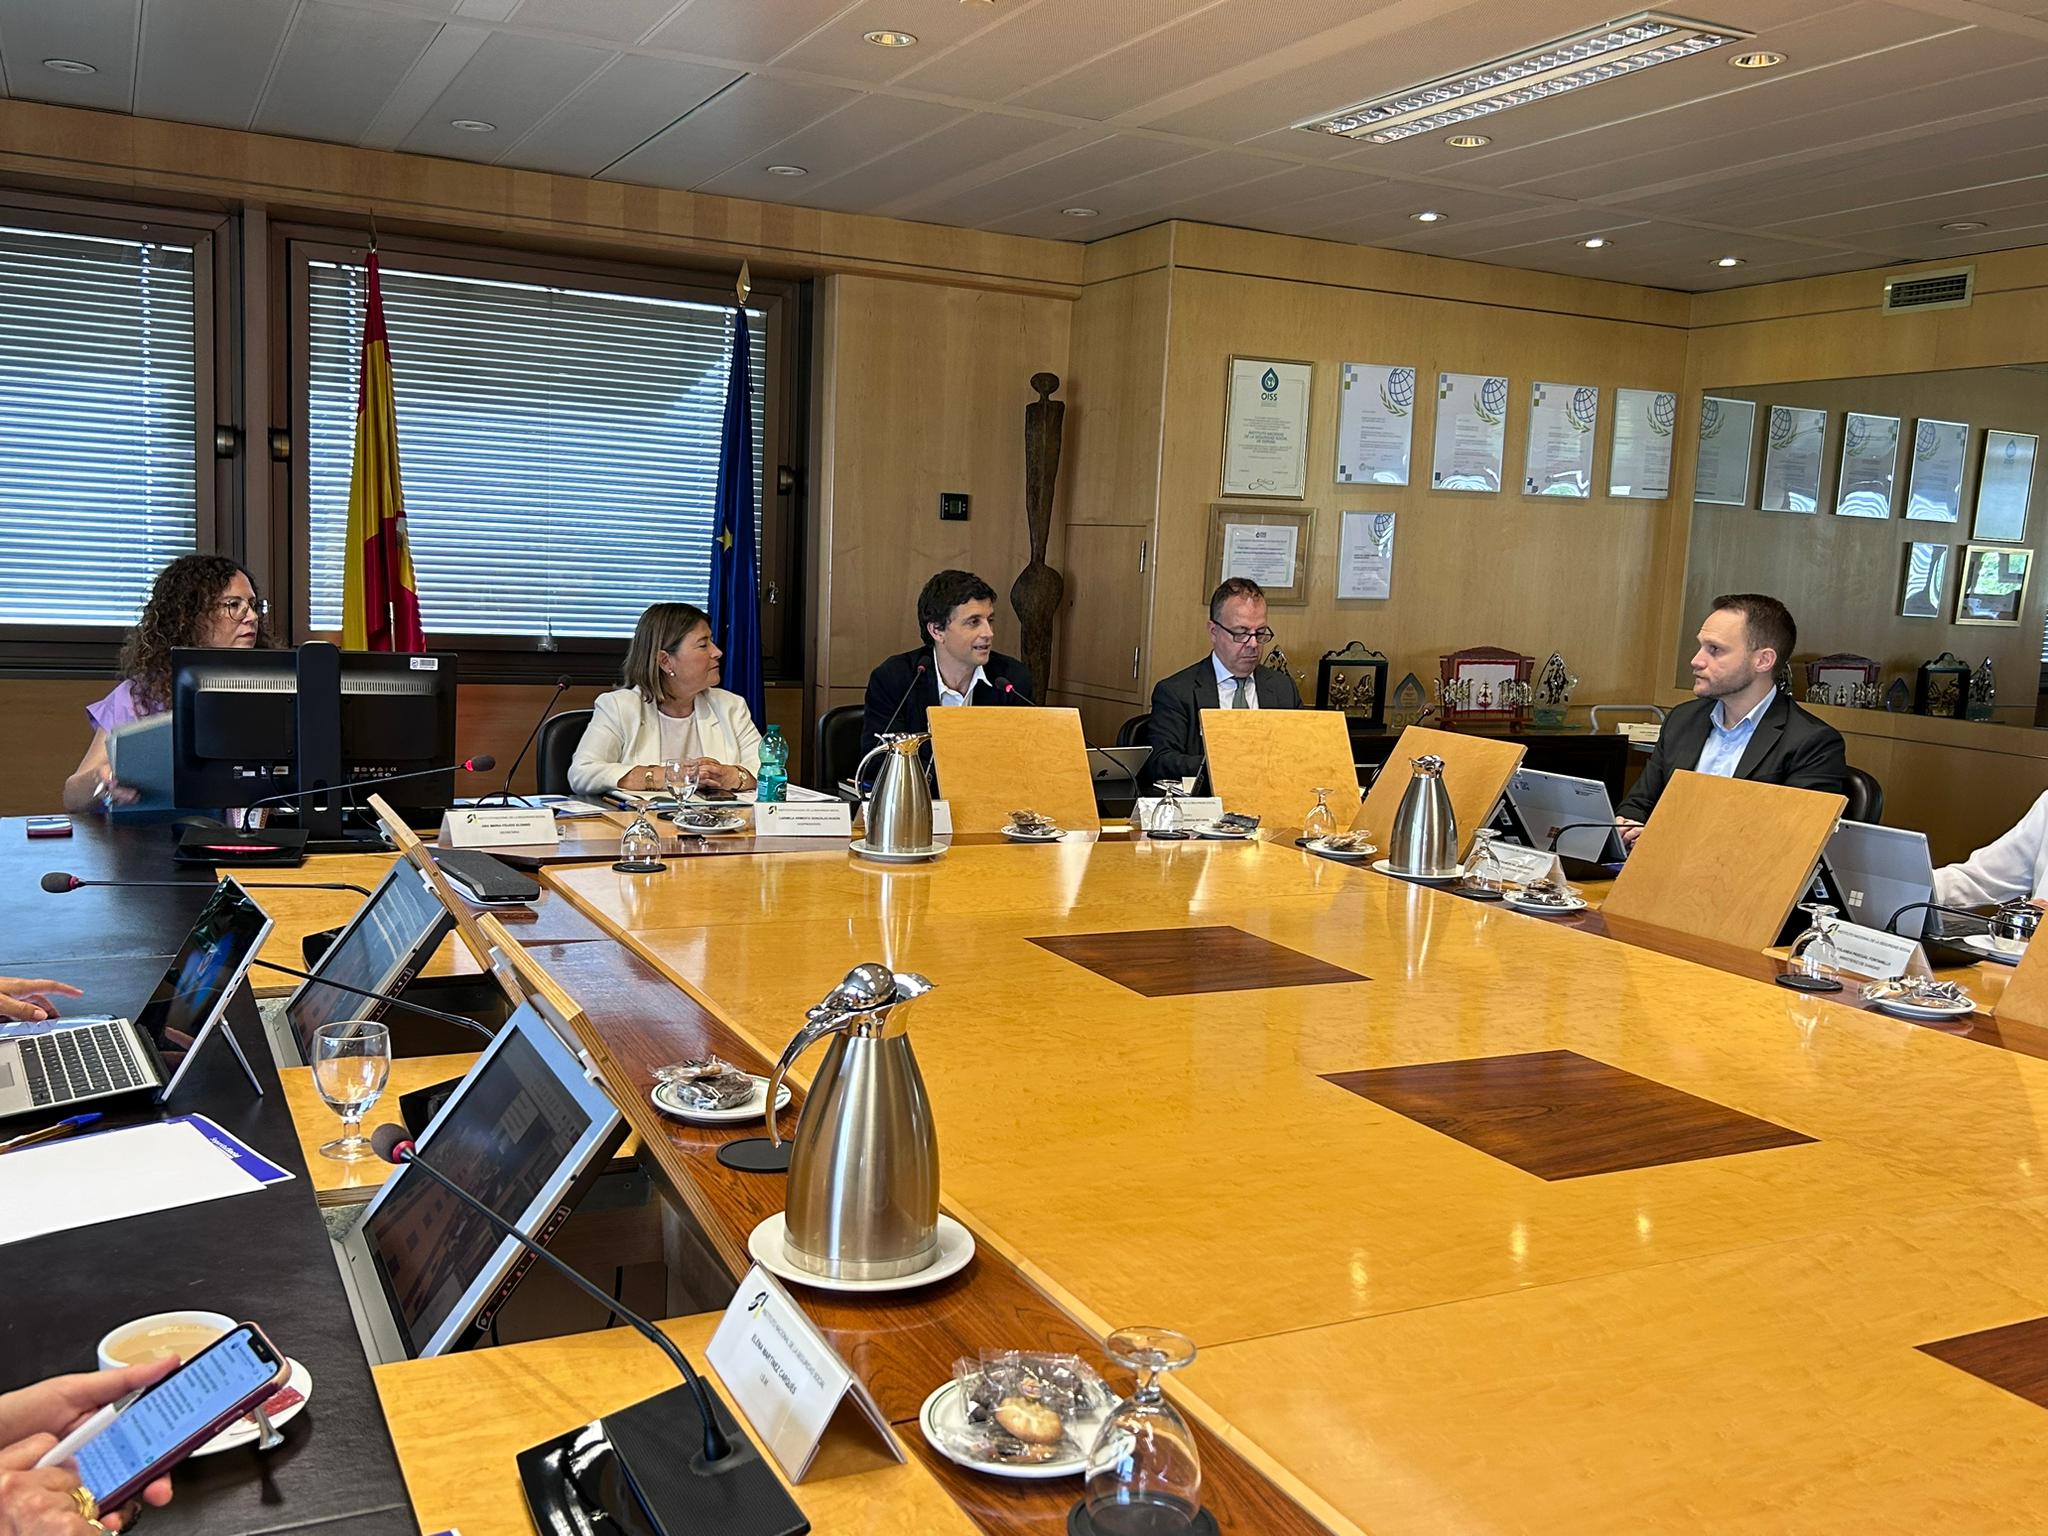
[859,646,1036,762]
[1616,690,1847,822]
[1138,656,1303,791]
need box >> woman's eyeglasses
[216,596,269,620]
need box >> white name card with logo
[707,1265,900,1481]
[755,801,854,838]
[1823,921,1925,982]
[438,807,558,849]
[1490,842,1562,885]
[1134,795,1225,830]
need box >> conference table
[11,812,2048,1534]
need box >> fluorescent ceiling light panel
[1298,12,1750,143]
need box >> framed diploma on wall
[1221,356,1312,498]
[1760,405,1827,513]
[1208,504,1314,603]
[1693,396,1755,506]
[1905,418,1968,521]
[1835,412,1900,518]
[1972,429,2036,542]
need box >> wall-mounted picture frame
[1955,543,2032,627]
[1905,418,1968,522]
[1432,372,1508,493]
[1760,405,1827,512]
[1835,412,1899,518]
[1221,356,1312,499]
[1336,510,1395,600]
[1208,503,1314,604]
[1898,543,1951,619]
[1693,396,1756,506]
[1972,428,2037,542]
[1335,363,1416,486]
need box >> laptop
[1820,820,1962,938]
[332,1002,625,1361]
[0,878,273,1121]
[262,860,456,1068]
[1088,745,1151,784]
[1502,768,1628,865]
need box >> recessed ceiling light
[1714,255,1745,267]
[1061,207,1099,218]
[1580,236,1611,249]
[1299,13,1751,142]
[1940,219,1986,232]
[766,164,808,176]
[450,119,496,132]
[1411,210,1445,223]
[42,58,96,74]
[1729,50,1785,68]
[862,29,918,47]
[1445,133,1491,148]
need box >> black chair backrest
[535,708,594,797]
[1115,712,1152,748]
[816,704,865,789]
[1844,765,1884,825]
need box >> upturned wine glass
[1302,787,1337,842]
[1082,1327,1203,1535]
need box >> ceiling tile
[768,0,1011,85]
[501,54,739,177]
[600,73,863,187]
[810,112,1083,215]
[357,21,492,150]
[0,0,138,112]
[509,0,684,46]
[252,2,443,146]
[397,29,614,160]
[695,93,966,201]
[642,0,860,66]
[135,0,294,130]
[895,0,1205,102]
[898,135,1207,225]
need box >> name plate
[1134,795,1224,829]
[438,807,558,849]
[755,801,854,838]
[1825,920,1925,982]
[1490,842,1561,884]
[707,1265,900,1481]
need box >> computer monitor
[169,642,458,826]
[269,861,456,1067]
[333,1003,624,1360]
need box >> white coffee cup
[97,1310,234,1371]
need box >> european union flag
[707,307,762,723]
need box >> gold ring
[70,1484,99,1521]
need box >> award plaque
[1913,651,1971,719]
[1317,642,1389,730]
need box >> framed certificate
[1335,363,1415,486]
[1905,418,1968,521]
[1835,412,1899,518]
[1522,382,1598,497]
[1609,388,1677,499]
[1208,504,1313,603]
[1956,544,2032,626]
[1222,357,1312,499]
[1693,396,1755,506]
[1431,372,1508,492]
[1898,542,1950,619]
[1760,405,1826,513]
[1972,429,2036,542]
[1336,510,1396,599]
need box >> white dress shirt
[1934,790,2048,907]
[1692,687,1774,778]
[1212,654,1259,709]
[934,647,989,708]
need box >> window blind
[0,224,198,626]
[304,260,765,640]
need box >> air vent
[1882,267,1974,314]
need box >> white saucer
[1304,838,1376,861]
[193,1358,311,1456]
[651,1075,792,1125]
[1001,826,1064,842]
[1872,995,1977,1022]
[672,811,748,835]
[1503,892,1588,915]
[1371,858,1462,884]
[918,1379,1102,1481]
[849,839,946,862]
[1962,933,2026,966]
[1188,822,1255,840]
[747,1212,975,1294]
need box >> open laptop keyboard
[17,1022,145,1107]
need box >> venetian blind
[304,260,764,638]
[0,224,198,626]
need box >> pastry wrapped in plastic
[939,1350,1110,1466]
[1007,809,1060,837]
[651,1055,757,1110]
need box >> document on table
[0,1115,293,1247]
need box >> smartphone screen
[74,1326,283,1505]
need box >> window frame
[279,227,798,685]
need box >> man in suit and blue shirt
[861,569,1034,760]
[1140,577,1302,790]
[1615,592,1846,846]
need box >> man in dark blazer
[1140,577,1302,791]
[860,569,1034,762]
[1615,592,1845,843]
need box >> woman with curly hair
[63,554,270,812]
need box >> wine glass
[1147,782,1185,837]
[616,809,664,871]
[1302,787,1336,843]
[1462,827,1507,893]
[664,757,701,804]
[312,1021,391,1162]
[1788,902,1842,980]
[1083,1327,1203,1535]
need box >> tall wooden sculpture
[1011,371,1066,697]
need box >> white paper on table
[1610,388,1677,499]
[1431,372,1507,492]
[1522,381,1598,497]
[0,1118,289,1246]
[1335,363,1416,485]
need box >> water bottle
[757,724,788,803]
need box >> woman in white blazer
[568,601,763,798]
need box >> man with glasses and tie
[1139,577,1300,791]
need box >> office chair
[1115,712,1152,748]
[1844,765,1884,825]
[815,703,865,789]
[534,709,594,796]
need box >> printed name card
[1489,842,1562,884]
[1823,921,1925,982]
[755,801,854,838]
[1134,795,1225,829]
[707,1265,901,1481]
[438,807,558,849]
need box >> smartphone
[71,1324,288,1509]
[25,816,72,838]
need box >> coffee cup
[97,1310,234,1371]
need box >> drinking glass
[617,809,664,871]
[312,1020,391,1162]
[664,757,701,804]
[1463,827,1507,892]
[1147,782,1185,837]
[1083,1327,1203,1535]
[1788,902,1841,980]
[1301,787,1336,843]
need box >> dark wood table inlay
[1323,1048,1814,1180]
[1920,1315,2048,1407]
[1028,925,1367,997]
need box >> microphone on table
[41,871,375,899]
[999,679,1036,705]
[369,1124,738,1469]
[480,677,573,807]
[875,662,927,740]
[246,755,496,814]
[249,958,493,1041]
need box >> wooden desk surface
[279,1053,478,1206]
[540,835,2048,1534]
[372,1312,979,1536]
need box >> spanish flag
[342,251,424,652]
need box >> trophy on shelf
[1390,672,1428,729]
[1316,642,1389,730]
[1914,651,1970,719]
[1969,657,1997,721]
[1804,653,1879,710]
[1532,652,1577,730]
[1259,644,1309,701]
[1436,646,1534,729]
[1884,677,1911,712]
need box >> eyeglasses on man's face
[216,596,269,619]
[1212,623,1274,646]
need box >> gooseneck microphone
[42,871,375,898]
[875,661,927,741]
[369,1125,732,1464]
[250,958,493,1040]
[482,676,573,807]
[247,755,496,813]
